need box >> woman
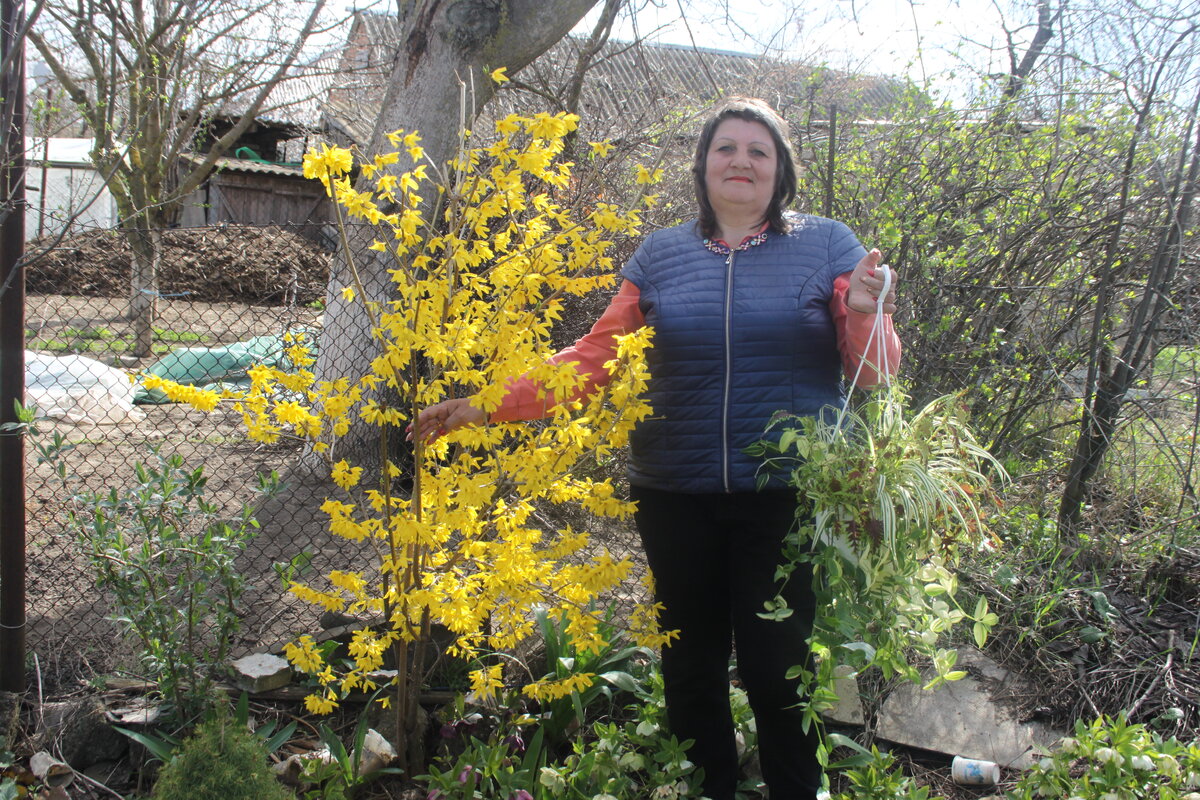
[415,97,900,799]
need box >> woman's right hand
[407,397,487,443]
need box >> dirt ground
[22,291,330,688]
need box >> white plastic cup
[951,755,1000,785]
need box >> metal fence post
[824,104,837,219]
[0,0,28,694]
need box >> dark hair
[692,97,798,240]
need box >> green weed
[152,327,208,344]
[25,325,213,356]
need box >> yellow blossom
[522,673,595,702]
[331,459,364,489]
[489,67,510,84]
[304,693,338,714]
[526,112,578,141]
[284,634,324,673]
[635,164,664,184]
[302,144,354,195]
[495,114,521,136]
[228,116,658,723]
[469,664,505,701]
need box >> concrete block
[822,666,865,726]
[230,652,293,693]
[876,648,1064,768]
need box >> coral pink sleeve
[831,273,901,389]
[488,280,646,422]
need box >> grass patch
[26,325,214,356]
[26,326,127,355]
[153,327,208,344]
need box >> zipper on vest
[722,249,735,493]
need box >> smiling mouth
[727,177,752,183]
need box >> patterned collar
[702,227,770,256]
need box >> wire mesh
[18,220,648,694]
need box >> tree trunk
[126,221,160,358]
[1058,84,1200,538]
[1056,32,1200,539]
[305,0,602,472]
[283,0,605,763]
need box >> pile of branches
[985,546,1200,742]
[24,225,332,305]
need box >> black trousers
[631,485,821,800]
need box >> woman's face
[703,117,778,223]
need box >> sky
[570,0,1021,103]
[22,0,1028,108]
[325,0,1026,103]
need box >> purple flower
[504,732,526,754]
[510,791,534,800]
[452,716,479,735]
[426,791,443,800]
[439,723,457,739]
[458,765,474,783]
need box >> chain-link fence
[15,220,647,694]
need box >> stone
[822,666,865,726]
[371,701,429,767]
[0,691,21,747]
[38,697,127,769]
[230,652,293,693]
[358,729,398,775]
[81,759,136,795]
[875,648,1064,768]
[107,697,164,726]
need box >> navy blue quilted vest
[621,215,867,493]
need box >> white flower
[636,720,659,736]
[593,794,619,800]
[539,767,565,791]
[1181,793,1200,800]
[1093,747,1123,765]
[1038,757,1055,771]
[1130,755,1154,771]
[1158,755,1180,777]
[1059,737,1079,754]
[1188,771,1200,788]
[618,751,645,770]
[1101,793,1119,800]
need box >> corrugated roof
[183,153,306,177]
[222,46,378,130]
[519,37,905,123]
[324,12,907,146]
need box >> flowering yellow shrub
[146,107,666,748]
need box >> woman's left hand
[846,248,898,315]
